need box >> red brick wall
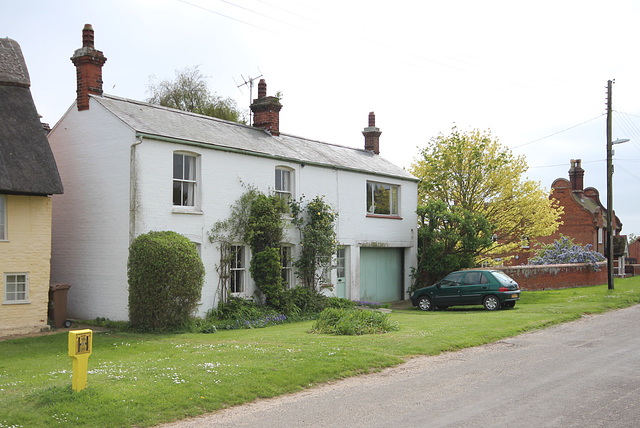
[629,240,640,263]
[490,262,607,291]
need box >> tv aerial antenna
[234,68,263,125]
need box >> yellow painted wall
[0,195,53,337]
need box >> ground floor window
[280,246,293,288]
[230,246,245,293]
[4,273,28,303]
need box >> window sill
[172,207,203,215]
[2,300,30,305]
[366,214,403,220]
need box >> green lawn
[2,276,639,427]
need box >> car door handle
[482,286,488,289]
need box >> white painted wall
[49,101,134,320]
[49,100,418,320]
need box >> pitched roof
[92,94,417,181]
[0,38,63,195]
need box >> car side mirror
[436,283,441,289]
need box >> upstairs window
[4,273,28,303]
[366,181,399,216]
[275,167,292,201]
[173,153,197,207]
[0,195,6,240]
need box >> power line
[528,159,603,169]
[512,115,604,149]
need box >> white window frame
[230,245,246,294]
[275,167,293,201]
[0,195,6,240]
[336,247,346,281]
[280,246,293,288]
[173,152,198,207]
[366,181,399,216]
[4,273,29,304]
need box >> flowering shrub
[528,235,605,271]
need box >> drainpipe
[130,136,143,244]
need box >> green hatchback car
[410,270,521,311]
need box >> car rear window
[492,271,517,285]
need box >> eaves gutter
[135,132,419,183]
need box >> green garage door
[360,247,402,302]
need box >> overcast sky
[3,0,640,238]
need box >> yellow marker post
[68,329,92,391]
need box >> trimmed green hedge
[127,231,204,332]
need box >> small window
[275,167,292,201]
[336,248,346,280]
[0,195,6,240]
[280,246,293,287]
[4,273,28,303]
[173,153,197,207]
[230,246,245,293]
[366,181,399,216]
[521,236,530,249]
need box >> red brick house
[629,238,640,264]
[511,159,622,265]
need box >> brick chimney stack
[70,24,107,111]
[250,79,282,136]
[569,159,585,194]
[362,112,381,154]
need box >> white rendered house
[48,25,418,321]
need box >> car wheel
[503,301,515,309]
[436,306,449,310]
[417,296,432,311]
[63,320,72,328]
[483,295,501,311]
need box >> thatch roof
[0,38,63,195]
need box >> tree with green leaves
[410,127,563,263]
[146,66,246,123]
[413,200,494,289]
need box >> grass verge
[1,276,639,427]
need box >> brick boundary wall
[489,262,608,291]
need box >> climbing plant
[290,196,338,291]
[208,185,288,306]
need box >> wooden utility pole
[606,80,614,290]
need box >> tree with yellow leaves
[410,127,563,265]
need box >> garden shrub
[312,308,399,335]
[128,231,204,332]
[327,297,358,310]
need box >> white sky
[3,0,640,237]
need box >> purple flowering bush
[528,235,605,271]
